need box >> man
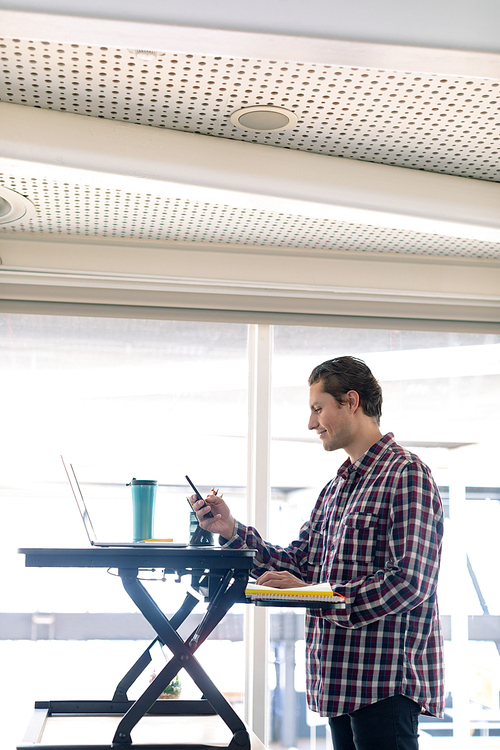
[193,355,444,750]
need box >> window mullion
[244,324,272,743]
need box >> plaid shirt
[224,433,444,718]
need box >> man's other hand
[255,570,307,588]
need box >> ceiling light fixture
[0,186,36,225]
[133,50,163,61]
[230,105,298,132]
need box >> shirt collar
[336,432,395,480]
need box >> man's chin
[323,440,337,452]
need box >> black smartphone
[185,475,215,518]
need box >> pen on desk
[140,538,174,543]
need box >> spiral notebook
[245,581,348,603]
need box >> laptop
[61,456,187,548]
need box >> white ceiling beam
[1,103,500,243]
[1,0,499,55]
[1,235,500,327]
[0,9,499,78]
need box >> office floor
[270,735,500,750]
[35,713,265,749]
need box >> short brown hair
[308,355,383,424]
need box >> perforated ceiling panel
[1,36,499,181]
[1,172,499,259]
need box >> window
[2,313,499,748]
[0,313,249,748]
[270,325,500,748]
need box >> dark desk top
[18,546,256,573]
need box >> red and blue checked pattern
[225,433,445,718]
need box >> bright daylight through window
[1,313,499,748]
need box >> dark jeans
[329,695,421,750]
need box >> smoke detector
[0,186,36,225]
[230,106,298,132]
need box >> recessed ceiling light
[0,186,36,225]
[230,106,298,133]
[132,50,164,61]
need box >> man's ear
[346,390,360,412]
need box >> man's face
[308,380,354,453]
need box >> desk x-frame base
[17,547,256,750]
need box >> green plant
[162,674,181,697]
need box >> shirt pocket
[307,518,327,569]
[336,512,379,564]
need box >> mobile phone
[185,475,215,518]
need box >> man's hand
[255,570,307,588]
[190,492,235,540]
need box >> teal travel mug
[128,479,157,541]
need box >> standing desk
[17,547,256,750]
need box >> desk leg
[112,590,201,702]
[112,637,160,702]
[114,569,250,750]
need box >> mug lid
[129,478,157,485]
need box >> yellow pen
[140,538,174,543]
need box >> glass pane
[270,326,500,748]
[0,312,249,745]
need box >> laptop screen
[61,455,98,544]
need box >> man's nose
[308,414,317,430]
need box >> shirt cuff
[219,519,248,548]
